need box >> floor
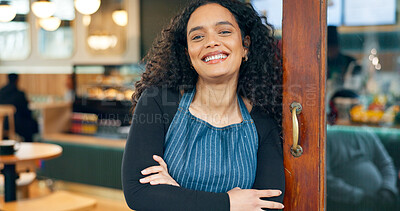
[0,179,132,211]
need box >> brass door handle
[290,102,303,157]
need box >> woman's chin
[199,73,237,83]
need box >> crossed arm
[122,92,285,210]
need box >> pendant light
[0,1,16,22]
[112,0,127,27]
[74,0,101,15]
[87,34,118,50]
[112,9,127,26]
[39,16,61,31]
[31,0,56,19]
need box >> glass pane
[326,0,400,210]
[72,64,142,139]
[38,26,74,59]
[10,0,29,14]
[344,0,396,26]
[52,0,75,21]
[38,0,74,58]
[86,0,127,55]
[251,0,282,30]
[0,0,30,60]
[327,0,342,26]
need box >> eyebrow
[188,21,234,35]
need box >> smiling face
[186,3,248,82]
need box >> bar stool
[0,104,36,199]
[0,105,16,140]
[0,172,36,198]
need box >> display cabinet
[72,64,142,138]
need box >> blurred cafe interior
[0,0,399,210]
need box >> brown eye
[219,31,231,35]
[192,35,203,40]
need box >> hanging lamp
[112,9,127,26]
[74,0,101,15]
[0,1,16,22]
[31,0,56,19]
[39,16,61,31]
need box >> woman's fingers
[139,173,180,187]
[153,155,168,168]
[257,190,284,209]
[139,155,180,187]
[228,188,284,210]
[256,189,282,198]
[259,200,284,209]
[140,155,168,175]
[141,166,164,175]
[139,174,163,184]
[150,178,180,187]
[149,178,168,185]
[149,179,164,185]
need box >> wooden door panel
[282,0,326,210]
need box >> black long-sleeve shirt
[122,86,285,210]
[0,83,38,141]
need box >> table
[0,142,62,202]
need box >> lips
[201,50,229,64]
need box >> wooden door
[282,0,326,210]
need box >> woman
[122,0,285,210]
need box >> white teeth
[204,54,227,62]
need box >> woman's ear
[243,35,251,55]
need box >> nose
[204,34,220,48]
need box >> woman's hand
[139,155,180,187]
[227,187,284,210]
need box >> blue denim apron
[163,88,258,193]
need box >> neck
[7,82,17,87]
[192,76,239,115]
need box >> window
[0,0,30,60]
[38,0,75,59]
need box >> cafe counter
[38,133,125,189]
[32,101,127,190]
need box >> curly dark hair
[133,0,283,127]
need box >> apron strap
[238,94,252,121]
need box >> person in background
[0,73,38,142]
[326,27,363,122]
[122,0,285,210]
[327,26,360,85]
[327,26,364,98]
[327,89,398,211]
[327,89,359,125]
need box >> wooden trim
[42,133,126,149]
[0,74,69,97]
